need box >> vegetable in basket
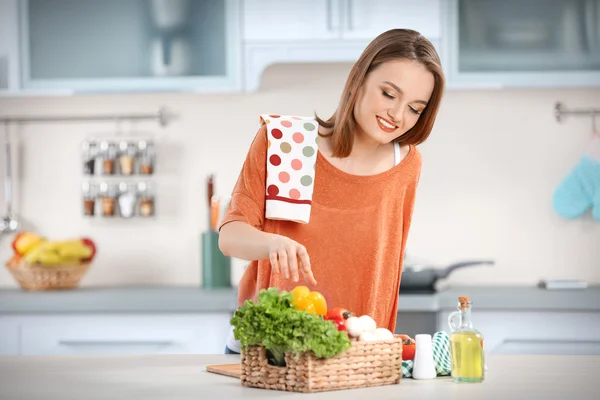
[291,285,328,316]
[230,288,351,366]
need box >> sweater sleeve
[219,125,268,231]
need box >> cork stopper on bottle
[458,296,470,310]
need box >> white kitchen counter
[1,354,598,399]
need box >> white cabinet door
[342,0,441,41]
[19,313,232,356]
[437,310,600,356]
[0,317,20,355]
[0,0,20,93]
[242,0,342,41]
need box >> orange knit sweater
[219,125,421,333]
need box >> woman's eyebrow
[382,81,428,105]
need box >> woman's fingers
[296,246,317,285]
[287,248,300,282]
[278,249,290,279]
[269,251,280,274]
[269,240,315,285]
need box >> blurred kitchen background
[0,0,598,357]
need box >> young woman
[219,29,445,354]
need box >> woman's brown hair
[316,29,445,157]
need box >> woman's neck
[317,129,396,176]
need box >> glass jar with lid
[99,182,117,216]
[118,141,137,176]
[82,140,98,175]
[100,141,117,175]
[82,181,97,216]
[137,181,155,217]
[138,140,155,175]
[118,182,137,218]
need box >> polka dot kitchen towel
[260,114,319,224]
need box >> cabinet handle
[59,340,175,346]
[346,0,353,31]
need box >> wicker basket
[5,259,91,291]
[241,335,403,393]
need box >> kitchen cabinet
[442,0,600,88]
[0,317,19,356]
[242,0,443,91]
[0,0,20,93]
[437,310,600,356]
[0,313,232,356]
[242,0,340,42]
[243,0,441,42]
[0,0,241,94]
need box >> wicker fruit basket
[241,335,403,393]
[5,258,91,291]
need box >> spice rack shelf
[82,137,156,219]
[0,107,171,222]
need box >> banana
[23,239,92,267]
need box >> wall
[0,63,598,288]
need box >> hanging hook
[592,114,598,135]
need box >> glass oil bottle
[448,296,485,383]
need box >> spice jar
[118,182,137,218]
[138,140,155,175]
[118,141,136,176]
[100,141,117,175]
[82,141,98,175]
[100,182,117,217]
[137,181,155,217]
[82,181,97,216]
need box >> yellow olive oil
[448,296,485,383]
[450,331,485,383]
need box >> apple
[11,232,44,256]
[80,237,97,262]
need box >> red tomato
[402,340,416,360]
[324,316,347,332]
[326,307,354,320]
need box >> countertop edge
[0,285,598,314]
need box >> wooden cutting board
[205,363,241,379]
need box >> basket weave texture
[6,260,91,291]
[241,335,403,393]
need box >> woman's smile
[376,116,398,133]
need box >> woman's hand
[268,235,317,285]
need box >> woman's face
[353,59,435,145]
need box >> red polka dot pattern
[262,114,319,206]
[271,128,283,139]
[269,154,281,166]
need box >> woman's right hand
[268,235,317,285]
